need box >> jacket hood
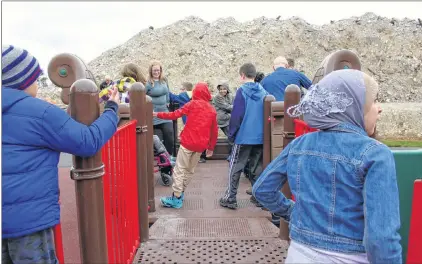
[241,82,267,101]
[217,82,230,93]
[2,87,30,113]
[193,82,212,101]
[186,91,193,99]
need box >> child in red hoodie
[153,82,218,208]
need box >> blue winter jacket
[261,67,312,101]
[228,82,268,145]
[2,88,118,239]
[169,91,192,124]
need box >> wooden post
[129,83,149,242]
[146,96,156,212]
[69,79,108,264]
[278,84,301,240]
[263,95,275,170]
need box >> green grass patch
[381,139,422,148]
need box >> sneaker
[180,192,185,201]
[219,197,238,209]
[250,196,264,208]
[246,187,252,195]
[199,158,206,163]
[160,194,183,209]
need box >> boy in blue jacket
[2,45,119,264]
[169,82,193,124]
[219,63,268,209]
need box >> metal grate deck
[135,238,288,264]
[135,160,288,264]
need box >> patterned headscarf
[287,69,378,130]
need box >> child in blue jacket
[169,82,193,124]
[219,63,268,210]
[2,45,119,264]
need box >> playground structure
[47,50,421,263]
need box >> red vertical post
[407,180,422,264]
[53,224,65,264]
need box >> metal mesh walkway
[134,160,289,263]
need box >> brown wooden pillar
[69,79,108,264]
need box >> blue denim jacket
[253,122,402,263]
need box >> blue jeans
[2,228,58,264]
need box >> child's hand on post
[109,85,120,105]
[152,112,158,117]
[206,150,213,157]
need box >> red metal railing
[407,180,422,264]
[102,120,140,264]
[54,224,65,264]
[53,120,140,264]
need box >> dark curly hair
[254,72,265,83]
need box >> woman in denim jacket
[253,69,402,263]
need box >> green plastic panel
[392,149,422,263]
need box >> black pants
[153,122,175,156]
[223,144,263,200]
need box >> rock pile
[88,12,422,103]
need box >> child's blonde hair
[120,63,147,85]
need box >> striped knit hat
[2,45,42,90]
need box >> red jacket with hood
[157,82,218,153]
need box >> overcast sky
[2,1,421,72]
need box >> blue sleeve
[169,92,177,103]
[260,77,268,92]
[362,144,402,263]
[298,72,312,89]
[41,101,119,157]
[228,88,245,142]
[169,92,184,104]
[252,143,294,222]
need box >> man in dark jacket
[261,56,312,101]
[2,45,119,264]
[100,75,114,89]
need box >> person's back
[155,82,218,209]
[261,56,311,101]
[229,81,267,145]
[159,82,217,152]
[286,125,399,251]
[253,70,402,263]
[220,63,268,210]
